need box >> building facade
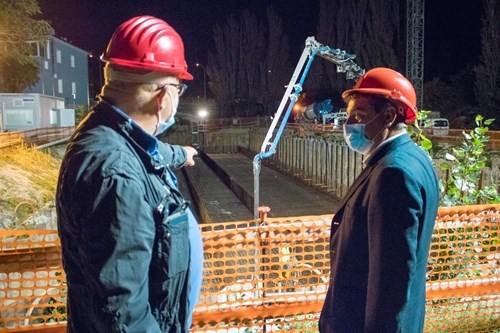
[24,36,89,107]
[0,93,74,132]
[0,36,87,132]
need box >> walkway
[177,152,340,223]
[174,157,254,223]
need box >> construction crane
[406,0,425,109]
[252,37,365,218]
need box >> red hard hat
[342,67,417,123]
[101,15,193,80]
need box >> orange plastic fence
[0,232,65,332]
[0,205,498,332]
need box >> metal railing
[0,127,75,150]
[248,130,500,199]
[0,205,498,332]
[0,132,23,149]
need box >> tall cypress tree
[208,6,292,117]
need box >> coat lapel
[332,134,412,225]
[333,164,374,220]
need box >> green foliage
[75,105,91,125]
[408,110,433,152]
[427,223,498,282]
[439,115,499,206]
[0,0,53,92]
[32,296,67,325]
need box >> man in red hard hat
[319,68,439,333]
[56,16,202,332]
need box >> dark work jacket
[319,133,439,333]
[56,102,190,333]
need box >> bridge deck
[175,156,253,223]
[178,153,339,223]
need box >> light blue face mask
[343,123,374,154]
[154,90,177,136]
[343,112,385,154]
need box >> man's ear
[383,105,398,127]
[157,87,168,110]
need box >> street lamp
[195,63,206,102]
[198,108,208,131]
[197,108,209,150]
[198,108,208,120]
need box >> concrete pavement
[176,152,340,223]
[174,156,254,223]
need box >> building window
[6,109,34,125]
[46,41,51,59]
[58,79,63,93]
[28,42,38,56]
[44,60,49,69]
[72,82,76,95]
[39,44,46,58]
[56,49,61,63]
[70,55,75,68]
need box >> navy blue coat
[57,102,191,332]
[319,133,439,333]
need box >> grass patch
[0,145,62,229]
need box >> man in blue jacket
[56,16,202,332]
[319,68,439,333]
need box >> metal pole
[196,63,207,102]
[203,68,206,102]
[98,60,103,89]
[253,156,261,218]
[252,37,364,217]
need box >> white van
[429,118,449,136]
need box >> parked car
[429,118,449,136]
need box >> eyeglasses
[157,82,188,96]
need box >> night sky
[37,0,485,94]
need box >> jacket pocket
[161,210,190,278]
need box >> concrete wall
[164,125,499,199]
[249,130,499,197]
[164,125,250,153]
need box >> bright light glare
[198,109,208,119]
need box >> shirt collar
[363,130,407,166]
[99,97,161,159]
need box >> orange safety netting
[0,205,498,333]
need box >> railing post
[258,206,270,223]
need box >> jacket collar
[95,98,165,171]
[333,133,412,222]
[365,132,411,167]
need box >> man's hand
[183,146,198,166]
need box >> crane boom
[253,37,364,218]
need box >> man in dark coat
[319,68,439,333]
[56,16,202,332]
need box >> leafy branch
[408,109,433,152]
[439,115,499,206]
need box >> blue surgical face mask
[343,111,385,154]
[343,123,374,154]
[154,90,178,136]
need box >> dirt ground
[0,144,66,229]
